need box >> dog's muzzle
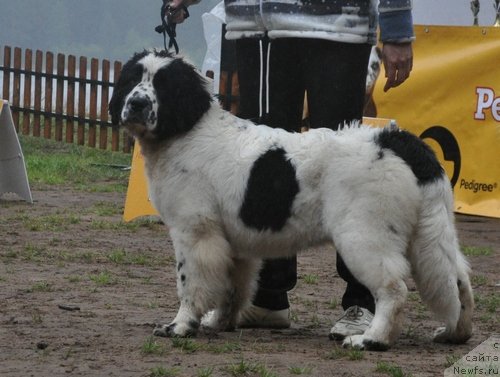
[122,95,154,124]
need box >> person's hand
[167,0,190,24]
[382,42,413,92]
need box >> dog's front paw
[153,321,199,338]
[201,310,235,332]
[342,334,365,349]
[342,335,390,351]
[201,310,217,329]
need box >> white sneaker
[329,305,374,340]
[238,305,291,329]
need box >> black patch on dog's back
[240,148,299,231]
[375,128,444,185]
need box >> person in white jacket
[167,0,414,340]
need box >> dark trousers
[235,37,375,313]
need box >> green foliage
[141,337,167,356]
[375,361,412,377]
[461,245,493,256]
[20,136,130,192]
[149,366,179,377]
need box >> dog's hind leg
[334,230,410,350]
[409,182,473,344]
[154,223,235,338]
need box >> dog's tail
[409,177,473,343]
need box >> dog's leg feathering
[201,258,261,331]
[333,225,410,351]
[154,223,235,337]
[409,180,473,344]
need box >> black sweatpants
[235,37,376,313]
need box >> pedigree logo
[474,87,500,122]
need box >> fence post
[66,55,76,144]
[22,49,33,135]
[77,56,87,146]
[88,58,98,148]
[12,47,22,130]
[100,59,110,150]
[43,51,54,139]
[2,46,11,102]
[55,53,65,141]
[33,50,43,137]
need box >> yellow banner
[373,25,500,218]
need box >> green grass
[27,281,53,293]
[375,361,412,377]
[289,365,313,375]
[471,275,488,286]
[445,354,461,368]
[141,336,167,356]
[21,213,80,231]
[20,135,131,192]
[88,270,117,286]
[197,367,214,377]
[461,245,493,257]
[323,346,364,361]
[302,274,319,285]
[171,338,202,353]
[149,366,179,377]
[92,201,124,216]
[475,293,500,314]
[226,359,277,377]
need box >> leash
[155,1,189,54]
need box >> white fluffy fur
[115,52,473,350]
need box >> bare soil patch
[1,188,498,377]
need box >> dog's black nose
[129,96,150,113]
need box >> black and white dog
[109,50,473,350]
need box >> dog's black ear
[153,58,212,138]
[109,51,148,125]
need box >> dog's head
[109,50,212,141]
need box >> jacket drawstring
[265,40,271,116]
[258,37,272,120]
[258,39,264,119]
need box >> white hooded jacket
[223,0,414,44]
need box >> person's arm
[378,1,415,92]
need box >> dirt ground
[0,188,498,377]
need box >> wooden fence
[1,45,132,153]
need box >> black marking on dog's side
[181,274,186,282]
[177,261,184,271]
[240,148,299,232]
[375,129,444,185]
[377,150,384,160]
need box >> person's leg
[235,38,304,327]
[304,39,371,129]
[301,39,376,337]
[236,37,304,131]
